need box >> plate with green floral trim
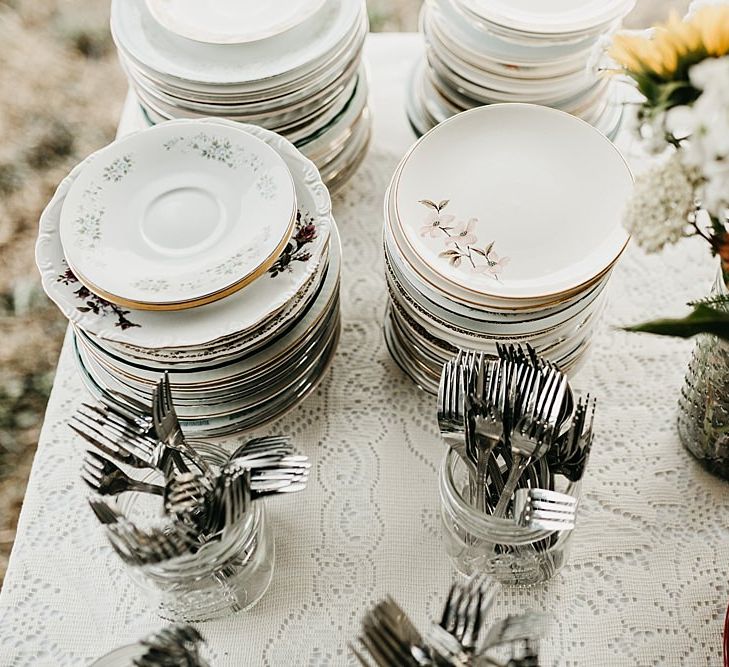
[59,120,296,310]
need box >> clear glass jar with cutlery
[115,441,275,622]
[435,345,594,586]
[439,448,580,586]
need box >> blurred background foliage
[0,0,687,584]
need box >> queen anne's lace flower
[623,153,701,252]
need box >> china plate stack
[36,118,340,435]
[384,104,633,393]
[407,0,635,138]
[111,0,370,193]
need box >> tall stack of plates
[110,0,370,193]
[407,0,635,138]
[384,104,633,393]
[36,118,340,435]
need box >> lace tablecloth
[1,34,728,667]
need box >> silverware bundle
[133,625,208,667]
[351,576,543,666]
[71,373,310,566]
[438,344,594,524]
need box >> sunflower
[609,5,729,110]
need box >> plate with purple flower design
[36,119,331,351]
[59,119,297,310]
[391,103,632,306]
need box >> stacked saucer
[407,0,635,138]
[36,118,340,435]
[111,0,370,192]
[384,104,633,393]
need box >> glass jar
[439,449,579,586]
[116,441,274,622]
[677,269,729,479]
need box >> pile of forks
[438,344,595,527]
[70,373,310,566]
[351,576,542,666]
[131,625,208,667]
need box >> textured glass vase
[677,270,729,480]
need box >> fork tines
[352,596,430,667]
[438,575,498,652]
[514,488,578,531]
[135,624,207,667]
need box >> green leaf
[483,241,495,257]
[688,294,729,310]
[439,250,460,258]
[418,199,438,210]
[438,199,450,210]
[624,304,729,341]
[471,247,486,257]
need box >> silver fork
[227,435,293,461]
[135,625,208,667]
[549,395,596,483]
[513,488,578,531]
[479,611,545,652]
[152,373,210,475]
[470,358,510,512]
[82,450,164,497]
[70,410,160,469]
[438,575,498,653]
[492,367,567,518]
[351,596,432,666]
[438,353,468,458]
[88,497,197,565]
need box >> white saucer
[59,120,296,309]
[146,0,327,45]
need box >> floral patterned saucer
[59,119,296,310]
[36,119,331,351]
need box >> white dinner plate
[428,0,598,66]
[391,104,632,304]
[36,119,331,349]
[112,0,364,87]
[146,0,327,45]
[456,0,635,36]
[59,120,296,309]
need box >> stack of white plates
[384,104,633,393]
[407,0,635,138]
[36,118,340,435]
[111,0,370,193]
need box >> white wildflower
[666,56,729,219]
[702,159,729,216]
[623,153,701,252]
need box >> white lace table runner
[1,34,727,667]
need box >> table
[1,33,728,667]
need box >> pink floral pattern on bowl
[418,199,510,280]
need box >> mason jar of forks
[439,449,579,586]
[116,441,275,622]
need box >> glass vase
[677,269,729,480]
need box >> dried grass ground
[0,0,687,585]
